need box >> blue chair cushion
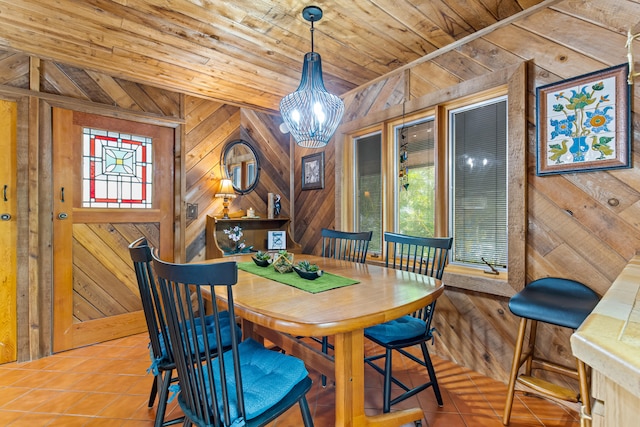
[204,338,309,422]
[364,315,427,344]
[509,278,600,329]
[150,311,241,373]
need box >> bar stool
[503,277,600,426]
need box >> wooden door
[52,108,174,352]
[0,99,17,364]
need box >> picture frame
[267,230,286,250]
[301,152,325,190]
[536,63,631,176]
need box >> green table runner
[237,262,359,294]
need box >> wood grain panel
[70,223,160,323]
[39,59,181,117]
[183,102,292,262]
[293,145,337,255]
[0,52,29,88]
[0,0,545,111]
[2,0,640,395]
[0,99,17,363]
[73,224,143,321]
[320,0,640,386]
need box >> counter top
[570,255,640,398]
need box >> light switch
[186,203,198,220]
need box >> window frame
[391,114,437,237]
[447,95,508,270]
[353,129,384,255]
[335,63,527,296]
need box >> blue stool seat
[508,278,600,329]
[503,277,600,426]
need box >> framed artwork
[536,63,631,175]
[268,230,286,250]
[301,152,325,190]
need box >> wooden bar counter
[571,255,640,427]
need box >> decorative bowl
[252,257,271,267]
[293,267,323,280]
[273,252,294,274]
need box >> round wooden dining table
[211,254,444,427]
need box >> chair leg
[299,396,315,427]
[149,375,159,407]
[420,342,443,406]
[321,337,328,387]
[503,317,528,426]
[383,348,393,413]
[577,358,592,427]
[524,320,538,376]
[155,369,173,427]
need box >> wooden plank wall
[0,51,184,358]
[183,106,292,261]
[3,0,640,390]
[311,0,640,385]
[0,48,293,356]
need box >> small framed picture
[268,230,286,250]
[301,152,324,190]
[535,63,631,175]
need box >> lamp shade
[215,178,236,198]
[279,52,344,148]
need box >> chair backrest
[384,232,452,325]
[384,232,452,279]
[128,237,173,366]
[151,252,243,426]
[321,228,372,263]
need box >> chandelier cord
[310,18,315,53]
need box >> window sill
[442,265,515,297]
[366,257,515,298]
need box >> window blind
[356,133,382,253]
[450,98,507,268]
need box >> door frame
[51,107,179,352]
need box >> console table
[205,215,301,259]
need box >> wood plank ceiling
[0,0,547,112]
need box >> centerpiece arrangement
[252,250,272,267]
[273,250,294,274]
[293,260,323,280]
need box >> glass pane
[450,97,507,269]
[82,128,153,208]
[355,133,382,254]
[396,118,435,238]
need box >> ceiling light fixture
[279,6,344,149]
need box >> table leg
[333,330,424,427]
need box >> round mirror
[221,139,260,195]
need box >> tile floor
[0,333,580,426]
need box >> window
[82,127,153,208]
[355,132,382,254]
[449,97,507,270]
[340,64,526,294]
[349,95,508,273]
[395,117,436,237]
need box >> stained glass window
[82,128,153,208]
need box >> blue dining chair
[151,251,315,427]
[321,228,372,263]
[315,228,372,385]
[364,232,452,415]
[128,237,241,427]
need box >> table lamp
[215,178,236,219]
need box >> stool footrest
[517,375,579,402]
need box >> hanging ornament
[399,101,409,191]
